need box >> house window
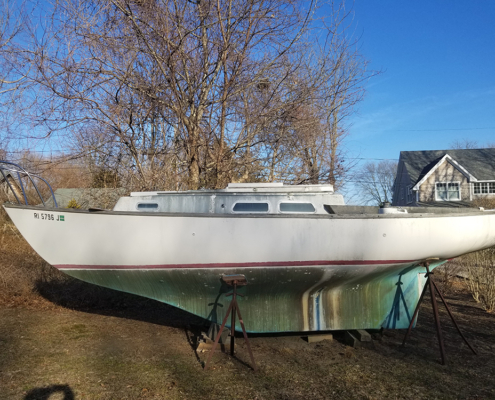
[435,182,460,201]
[473,182,495,195]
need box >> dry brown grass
[1,288,495,400]
[1,207,39,300]
[0,204,159,310]
[0,206,64,307]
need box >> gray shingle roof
[400,148,495,185]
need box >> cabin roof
[130,183,335,196]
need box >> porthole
[232,202,269,213]
[279,202,315,213]
[137,203,159,210]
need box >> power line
[394,127,495,132]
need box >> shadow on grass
[36,277,265,370]
[24,384,74,400]
[34,275,489,369]
[34,277,208,331]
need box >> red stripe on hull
[55,259,418,270]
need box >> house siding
[419,161,469,202]
[392,160,414,206]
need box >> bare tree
[0,0,28,95]
[295,2,371,189]
[450,139,495,150]
[4,0,374,192]
[20,0,317,189]
[450,139,480,150]
[225,2,373,189]
[0,0,35,151]
[354,160,398,205]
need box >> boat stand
[402,259,477,364]
[204,274,257,371]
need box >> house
[392,148,495,207]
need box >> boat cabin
[113,183,345,215]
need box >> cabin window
[435,182,460,201]
[473,182,495,195]
[137,203,159,210]
[279,202,315,213]
[232,202,269,213]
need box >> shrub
[456,248,495,312]
[433,261,462,294]
[67,198,82,209]
[470,197,495,210]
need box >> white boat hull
[5,204,495,332]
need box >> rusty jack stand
[402,259,477,364]
[204,274,257,371]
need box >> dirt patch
[1,286,494,400]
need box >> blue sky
[345,0,495,162]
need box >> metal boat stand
[204,274,257,371]
[402,259,477,364]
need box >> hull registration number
[34,212,65,222]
